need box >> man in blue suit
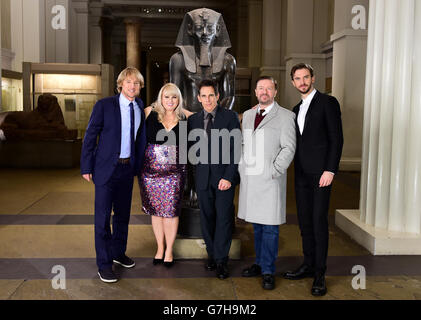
[187,79,241,280]
[80,67,147,283]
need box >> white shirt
[297,89,317,135]
[258,102,274,116]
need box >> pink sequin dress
[139,111,187,217]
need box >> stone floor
[0,167,421,301]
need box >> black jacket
[293,91,344,175]
[187,105,241,190]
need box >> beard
[258,95,273,106]
[298,85,312,95]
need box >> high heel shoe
[164,260,175,268]
[153,256,164,265]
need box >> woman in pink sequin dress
[140,83,193,267]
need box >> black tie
[129,102,135,163]
[206,113,213,138]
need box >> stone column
[1,0,14,71]
[336,0,421,254]
[11,0,44,71]
[284,0,328,109]
[101,17,114,65]
[45,0,70,63]
[124,18,141,70]
[89,2,103,64]
[70,0,89,63]
[260,0,284,105]
[248,0,262,68]
[236,0,249,67]
[331,0,368,171]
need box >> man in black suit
[283,63,343,296]
[187,79,241,280]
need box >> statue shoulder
[223,53,236,72]
[169,51,185,70]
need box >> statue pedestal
[177,206,203,238]
[173,238,241,259]
[176,206,241,259]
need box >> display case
[1,69,23,112]
[23,63,114,139]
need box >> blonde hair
[116,67,145,93]
[153,83,185,122]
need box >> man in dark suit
[283,63,343,296]
[80,67,147,283]
[187,79,241,280]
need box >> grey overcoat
[237,103,296,225]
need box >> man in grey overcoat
[238,76,296,290]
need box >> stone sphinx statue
[169,7,236,112]
[0,93,77,141]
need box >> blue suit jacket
[80,94,147,186]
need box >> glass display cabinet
[1,69,23,112]
[23,63,113,139]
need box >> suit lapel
[197,110,205,129]
[135,97,144,141]
[255,103,278,131]
[213,105,224,129]
[302,90,320,134]
[114,94,122,145]
[292,101,302,137]
[249,110,257,131]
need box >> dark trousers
[197,180,235,264]
[295,168,332,274]
[94,163,134,271]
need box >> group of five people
[80,62,343,297]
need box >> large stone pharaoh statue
[169,8,236,237]
[169,8,236,111]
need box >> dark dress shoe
[242,264,262,277]
[205,259,217,271]
[283,264,315,280]
[98,268,118,283]
[164,260,175,268]
[113,255,135,268]
[153,257,164,265]
[262,274,275,290]
[311,274,327,296]
[216,263,229,280]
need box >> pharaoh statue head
[175,8,231,73]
